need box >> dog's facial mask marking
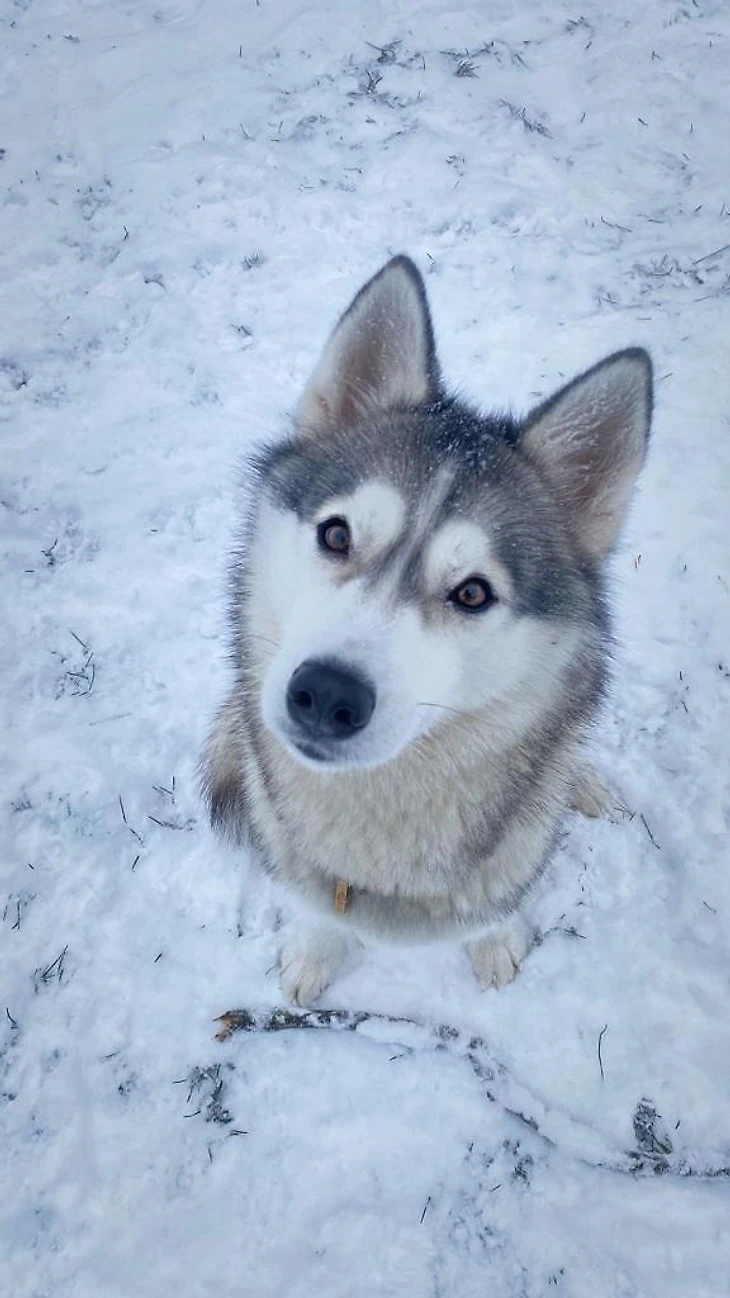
[250,256,652,773]
[255,496,469,770]
[314,481,406,574]
[255,491,536,774]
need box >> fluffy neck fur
[233,619,605,937]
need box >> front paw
[571,766,624,819]
[468,915,532,990]
[279,926,351,1006]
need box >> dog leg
[279,923,355,1005]
[571,765,619,819]
[201,689,248,840]
[468,913,532,990]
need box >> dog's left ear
[521,349,653,559]
[297,256,440,430]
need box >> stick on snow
[214,1006,729,1182]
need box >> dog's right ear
[296,256,440,430]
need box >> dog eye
[449,577,495,612]
[317,517,351,556]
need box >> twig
[214,1007,729,1180]
[119,797,144,845]
[42,946,68,980]
[640,814,661,850]
[420,1196,431,1223]
[693,243,730,265]
[35,945,69,990]
[538,925,587,943]
[598,1025,608,1081]
[66,649,95,696]
[147,814,181,829]
[498,99,551,137]
[365,40,400,65]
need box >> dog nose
[286,660,376,740]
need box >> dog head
[242,257,652,771]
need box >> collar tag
[334,879,351,913]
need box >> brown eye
[317,517,350,556]
[449,576,495,613]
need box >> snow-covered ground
[2,1,729,1294]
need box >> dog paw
[571,766,622,819]
[468,916,531,990]
[279,926,350,1006]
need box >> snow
[2,1,729,1295]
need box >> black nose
[286,659,376,741]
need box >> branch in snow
[214,1007,730,1182]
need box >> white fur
[468,913,532,990]
[279,923,356,1005]
[315,481,405,555]
[571,766,622,818]
[252,493,582,774]
[423,519,514,603]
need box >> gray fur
[256,402,608,625]
[203,255,652,1000]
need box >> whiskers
[416,700,474,720]
[246,632,279,651]
[413,699,505,767]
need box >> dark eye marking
[448,576,495,613]
[317,516,351,557]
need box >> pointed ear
[520,349,653,559]
[296,255,440,430]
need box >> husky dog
[203,256,652,1004]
